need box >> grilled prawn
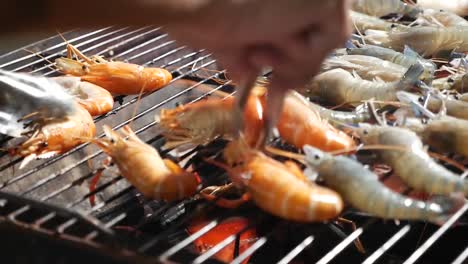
[92,125,199,201]
[55,44,172,95]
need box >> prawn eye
[82,65,87,71]
[363,129,369,135]
[448,78,454,84]
[313,154,321,160]
[418,97,424,103]
[110,138,116,144]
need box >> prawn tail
[398,63,425,91]
[429,193,466,225]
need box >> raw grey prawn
[303,63,424,106]
[416,9,468,27]
[417,0,468,16]
[322,55,408,82]
[365,26,468,57]
[433,73,468,93]
[303,145,463,224]
[288,91,373,127]
[357,125,468,196]
[92,125,199,201]
[350,10,406,32]
[346,45,436,83]
[352,0,422,17]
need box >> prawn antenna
[264,146,306,165]
[23,48,57,72]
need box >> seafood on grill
[92,125,199,201]
[433,73,468,93]
[211,138,344,223]
[357,124,468,196]
[365,26,468,57]
[303,145,464,224]
[55,44,172,95]
[345,45,436,83]
[352,0,422,17]
[187,217,257,264]
[9,103,96,168]
[277,91,356,152]
[290,91,373,127]
[303,63,424,105]
[52,76,114,116]
[350,10,406,32]
[417,0,468,16]
[0,70,77,138]
[158,86,266,149]
[323,54,408,82]
[416,9,468,27]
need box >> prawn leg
[200,184,251,209]
[336,217,366,254]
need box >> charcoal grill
[0,27,467,264]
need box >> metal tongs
[234,75,275,148]
[0,70,77,137]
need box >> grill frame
[0,27,467,264]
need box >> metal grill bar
[192,235,237,264]
[452,246,468,264]
[231,237,267,264]
[277,236,314,264]
[404,204,468,264]
[316,227,364,264]
[362,224,411,264]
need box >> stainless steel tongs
[0,70,77,137]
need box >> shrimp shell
[158,89,265,149]
[277,91,356,152]
[52,76,114,116]
[323,55,408,82]
[350,10,403,32]
[93,125,199,201]
[365,27,468,57]
[222,141,343,222]
[433,74,468,93]
[417,0,468,16]
[303,145,463,224]
[346,45,436,83]
[357,125,468,196]
[416,9,468,27]
[425,95,468,120]
[11,104,95,159]
[352,0,422,17]
[303,63,423,105]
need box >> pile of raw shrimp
[6,0,468,227]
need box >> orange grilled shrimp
[10,103,96,166]
[158,86,266,149]
[212,139,344,222]
[92,125,200,201]
[55,44,172,95]
[277,91,356,152]
[52,76,114,116]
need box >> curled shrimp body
[290,91,372,126]
[346,45,436,82]
[352,0,422,17]
[11,103,96,165]
[357,125,468,196]
[426,96,468,120]
[55,44,172,95]
[366,26,468,57]
[93,125,199,201]
[52,76,114,116]
[303,146,462,224]
[158,88,265,149]
[303,63,423,105]
[277,91,356,152]
[323,55,408,82]
[416,9,468,27]
[350,11,404,32]
[414,116,468,158]
[417,0,468,16]
[221,140,343,222]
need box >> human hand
[165,0,352,129]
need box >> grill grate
[0,27,467,264]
